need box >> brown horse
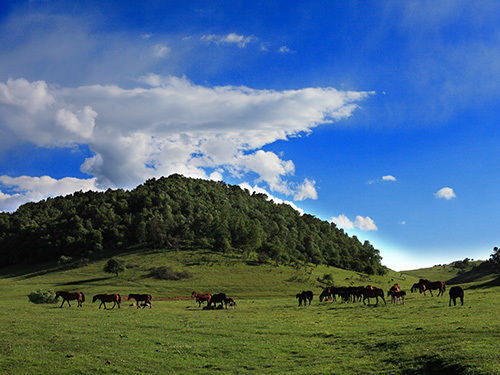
[419,279,446,297]
[411,283,425,293]
[191,291,211,307]
[128,293,152,308]
[93,294,121,309]
[387,284,405,304]
[362,287,386,306]
[224,297,237,308]
[55,291,85,307]
[449,286,464,306]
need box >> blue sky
[1,1,499,270]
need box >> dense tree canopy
[0,174,386,274]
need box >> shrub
[147,266,193,280]
[57,255,73,266]
[28,289,58,304]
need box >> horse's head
[191,291,198,297]
[92,295,99,303]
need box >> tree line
[0,174,386,275]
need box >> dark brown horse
[55,291,85,307]
[319,288,332,302]
[362,287,386,306]
[449,286,464,306]
[419,279,446,297]
[128,293,152,308]
[411,283,425,293]
[93,294,121,309]
[207,293,227,308]
[191,291,211,307]
[224,297,237,308]
[296,291,313,306]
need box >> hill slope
[0,174,385,274]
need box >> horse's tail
[81,292,85,302]
[443,283,446,292]
[118,294,121,303]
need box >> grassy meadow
[1,249,500,374]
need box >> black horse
[207,293,227,308]
[449,286,464,306]
[296,291,313,306]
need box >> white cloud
[354,216,378,231]
[152,44,171,58]
[331,214,355,230]
[294,178,318,201]
[434,187,456,200]
[0,175,100,212]
[382,175,396,181]
[0,76,371,210]
[201,33,256,48]
[331,214,378,231]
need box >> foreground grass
[1,252,499,374]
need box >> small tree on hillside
[103,258,125,277]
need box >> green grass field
[1,250,499,374]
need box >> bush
[28,289,58,304]
[147,266,193,280]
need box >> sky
[0,1,499,271]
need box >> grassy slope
[1,250,500,374]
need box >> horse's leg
[60,299,65,308]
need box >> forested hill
[0,174,386,274]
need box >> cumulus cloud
[201,33,256,48]
[382,175,396,181]
[331,214,378,231]
[0,175,100,212]
[294,178,318,201]
[0,76,371,210]
[434,187,456,200]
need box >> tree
[103,258,125,277]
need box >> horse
[207,293,227,308]
[191,291,211,307]
[92,294,121,309]
[362,287,386,306]
[224,297,237,309]
[296,291,313,306]
[449,286,464,306]
[55,291,85,308]
[128,293,152,308]
[419,279,446,297]
[411,283,424,293]
[387,288,406,305]
[319,288,332,302]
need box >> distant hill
[0,174,386,275]
[403,258,500,286]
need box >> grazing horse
[191,291,211,307]
[92,294,121,309]
[449,286,464,306]
[55,291,85,308]
[387,288,406,305]
[296,291,313,306]
[224,297,237,308]
[128,293,152,308]
[319,288,332,302]
[207,293,227,308]
[419,279,446,297]
[411,283,424,293]
[362,287,386,306]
